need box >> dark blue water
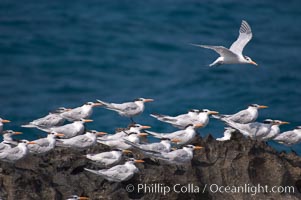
[1,1,301,153]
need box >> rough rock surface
[1,132,301,200]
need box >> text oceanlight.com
[126,183,295,196]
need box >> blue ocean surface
[0,1,300,153]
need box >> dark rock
[0,132,301,200]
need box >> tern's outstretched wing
[229,20,252,56]
[191,44,238,58]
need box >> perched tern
[60,102,102,122]
[99,124,151,141]
[57,130,106,149]
[213,104,268,124]
[216,127,236,141]
[97,98,154,122]
[151,109,218,129]
[146,124,203,145]
[84,158,144,182]
[124,138,180,153]
[85,149,132,167]
[0,140,36,163]
[191,20,257,67]
[273,126,301,146]
[0,118,10,133]
[147,145,203,165]
[0,130,22,152]
[28,132,64,154]
[225,119,289,141]
[97,132,148,150]
[34,119,93,139]
[22,107,70,128]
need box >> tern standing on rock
[124,137,180,153]
[273,126,301,146]
[60,102,102,122]
[213,104,268,124]
[0,140,36,163]
[151,109,218,129]
[191,20,258,67]
[84,158,144,182]
[34,119,93,139]
[22,107,70,128]
[0,130,22,152]
[146,124,203,145]
[28,132,64,154]
[97,98,154,122]
[225,119,289,141]
[147,145,203,165]
[85,149,132,167]
[56,130,107,149]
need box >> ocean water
[0,1,301,153]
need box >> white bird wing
[227,109,252,123]
[229,20,253,56]
[274,131,297,142]
[158,150,191,164]
[191,44,238,58]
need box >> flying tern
[273,126,301,146]
[146,124,203,145]
[213,104,268,124]
[60,102,102,122]
[57,130,107,149]
[28,132,64,154]
[191,20,257,67]
[97,98,154,122]
[85,149,132,167]
[0,140,36,163]
[84,158,144,182]
[151,109,218,129]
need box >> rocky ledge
[1,132,301,200]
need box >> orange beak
[79,197,89,200]
[55,133,65,137]
[194,146,203,150]
[208,111,219,115]
[134,159,145,163]
[122,150,132,153]
[27,141,37,145]
[258,105,268,109]
[83,119,93,123]
[143,99,154,103]
[138,133,148,137]
[13,132,23,135]
[194,123,204,128]
[141,125,151,129]
[279,121,290,125]
[97,132,107,136]
[250,61,258,66]
[1,119,10,123]
[93,103,102,107]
